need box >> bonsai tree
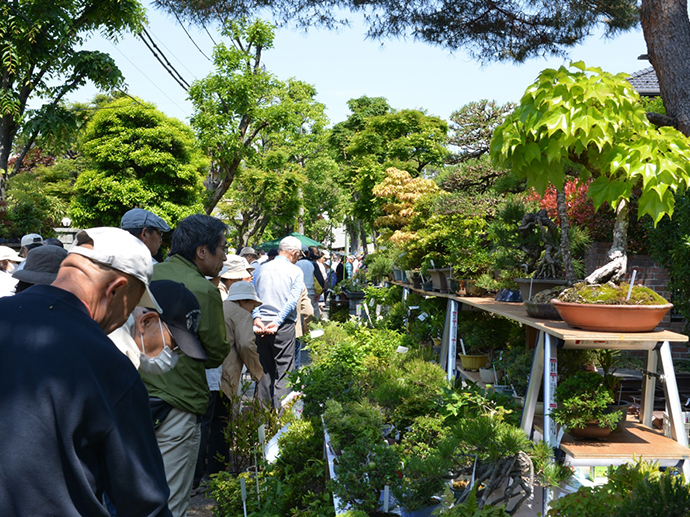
[550,371,622,432]
[491,62,690,286]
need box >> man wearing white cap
[252,235,305,408]
[0,245,24,297]
[0,227,170,516]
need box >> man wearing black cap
[121,208,171,260]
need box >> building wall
[585,242,688,359]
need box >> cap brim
[168,324,208,362]
[12,270,57,285]
[138,284,163,313]
[220,268,252,279]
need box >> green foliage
[646,189,690,329]
[0,0,143,188]
[530,441,573,488]
[499,347,533,398]
[551,371,622,431]
[439,382,520,427]
[548,459,690,517]
[392,444,452,511]
[491,62,690,226]
[435,485,510,516]
[452,415,531,463]
[323,399,383,453]
[456,312,523,356]
[330,438,399,515]
[557,282,669,305]
[448,100,516,163]
[221,387,294,474]
[370,356,449,430]
[70,97,205,227]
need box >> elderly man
[140,214,230,517]
[121,208,171,260]
[0,227,170,516]
[252,236,305,408]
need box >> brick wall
[585,242,688,359]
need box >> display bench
[390,281,690,510]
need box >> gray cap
[238,246,256,257]
[13,245,68,285]
[120,208,171,232]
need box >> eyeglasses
[217,244,229,253]
[161,321,179,352]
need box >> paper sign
[309,329,324,339]
[418,312,428,321]
[258,424,266,444]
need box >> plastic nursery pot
[551,300,673,332]
[459,354,489,371]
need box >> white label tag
[309,329,324,339]
[418,312,428,321]
[258,424,265,444]
[396,346,409,354]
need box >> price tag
[369,297,375,306]
[258,424,266,445]
[309,329,324,339]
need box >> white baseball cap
[225,280,262,307]
[0,246,24,262]
[68,227,161,312]
[21,233,43,248]
[279,236,302,251]
[220,254,254,280]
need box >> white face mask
[138,319,180,375]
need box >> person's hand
[253,318,267,335]
[264,322,279,334]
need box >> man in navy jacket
[0,227,171,516]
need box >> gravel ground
[187,491,216,517]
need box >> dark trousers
[193,391,229,487]
[255,321,296,408]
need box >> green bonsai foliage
[435,485,510,517]
[457,312,523,357]
[329,438,399,515]
[323,399,383,453]
[370,356,449,431]
[551,371,622,431]
[557,282,669,305]
[548,460,690,517]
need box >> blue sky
[71,3,651,125]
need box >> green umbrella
[257,232,323,251]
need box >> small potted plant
[550,371,623,439]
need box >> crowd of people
[0,210,362,516]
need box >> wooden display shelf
[560,421,690,463]
[390,281,688,348]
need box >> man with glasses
[252,236,305,408]
[121,208,171,261]
[140,214,230,517]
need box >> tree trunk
[359,223,368,257]
[297,187,304,234]
[641,0,690,137]
[556,189,577,286]
[584,199,628,284]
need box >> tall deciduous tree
[330,96,448,252]
[447,100,516,163]
[0,0,145,202]
[70,97,206,227]
[188,18,327,214]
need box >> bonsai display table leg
[439,298,459,382]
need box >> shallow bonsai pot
[421,280,434,291]
[569,423,612,440]
[524,300,562,320]
[551,300,673,332]
[459,354,489,371]
[515,278,567,301]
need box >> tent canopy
[257,232,323,251]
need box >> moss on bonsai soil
[556,282,668,305]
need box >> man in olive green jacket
[140,214,230,517]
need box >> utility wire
[105,39,190,117]
[203,24,218,47]
[148,30,198,79]
[169,8,212,62]
[138,28,190,91]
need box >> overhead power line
[138,27,190,91]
